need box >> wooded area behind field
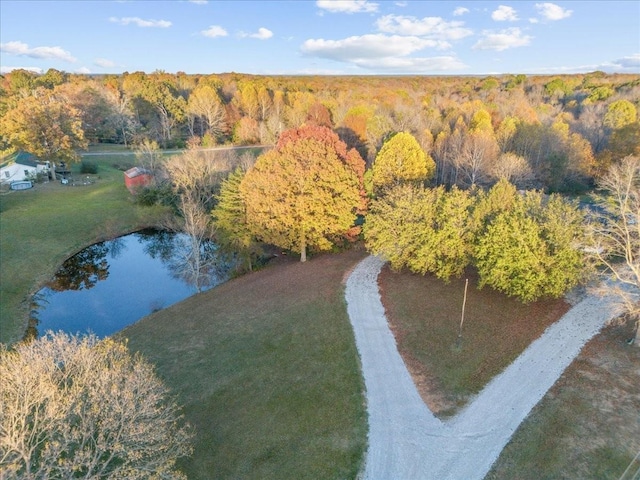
[1,69,638,194]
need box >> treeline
[1,68,638,193]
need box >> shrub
[79,161,98,174]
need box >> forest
[1,68,639,195]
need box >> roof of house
[0,151,40,169]
[15,151,40,167]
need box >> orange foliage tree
[240,125,366,262]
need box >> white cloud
[0,41,77,62]
[316,0,378,14]
[109,17,172,28]
[473,28,532,51]
[492,5,519,21]
[376,14,473,41]
[453,7,470,16]
[301,34,468,72]
[395,1,408,6]
[302,34,444,59]
[511,54,640,74]
[94,58,117,68]
[201,25,228,38]
[535,3,572,20]
[77,67,92,74]
[610,53,640,71]
[239,27,273,40]
[189,0,208,4]
[351,55,468,72]
[0,66,43,74]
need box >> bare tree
[586,155,640,345]
[164,149,227,209]
[0,332,193,479]
[135,138,163,176]
[164,149,229,290]
[458,131,498,188]
[491,152,535,189]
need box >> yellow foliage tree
[240,125,365,262]
[0,87,87,179]
[370,131,435,194]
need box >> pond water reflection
[31,229,232,339]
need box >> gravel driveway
[345,255,618,480]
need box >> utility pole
[458,278,469,341]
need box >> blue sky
[1,0,638,75]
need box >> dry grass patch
[378,265,570,417]
[380,263,640,477]
[487,320,640,479]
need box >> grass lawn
[379,265,640,478]
[488,321,640,479]
[0,152,169,344]
[120,249,368,480]
[378,265,570,416]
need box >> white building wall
[0,162,49,184]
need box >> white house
[0,152,50,184]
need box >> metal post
[458,278,469,339]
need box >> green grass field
[0,152,169,343]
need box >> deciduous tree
[585,155,640,345]
[0,332,193,479]
[240,125,364,262]
[187,84,226,140]
[604,99,637,131]
[164,149,230,289]
[490,152,534,189]
[370,131,435,194]
[138,74,187,147]
[0,87,87,179]
[458,129,499,188]
[135,138,163,176]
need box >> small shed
[124,167,153,193]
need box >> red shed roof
[124,166,151,178]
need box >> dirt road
[345,255,618,480]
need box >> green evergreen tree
[364,184,473,281]
[212,167,261,271]
[474,191,586,302]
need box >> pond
[30,229,233,339]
